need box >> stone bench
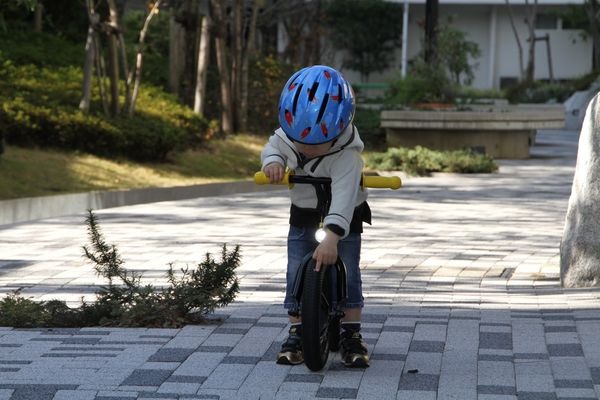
[380,104,566,159]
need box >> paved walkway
[1,129,600,400]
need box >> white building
[336,0,593,90]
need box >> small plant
[365,146,498,176]
[0,210,240,328]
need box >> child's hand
[264,162,284,183]
[313,230,340,272]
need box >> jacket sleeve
[261,133,287,169]
[323,149,364,238]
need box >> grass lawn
[0,134,265,200]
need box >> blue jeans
[284,225,364,311]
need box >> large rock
[561,92,600,287]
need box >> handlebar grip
[253,171,290,185]
[362,175,402,190]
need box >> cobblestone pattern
[1,130,600,399]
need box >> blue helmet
[278,65,355,145]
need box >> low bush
[365,145,498,176]
[506,72,599,104]
[0,210,240,328]
[0,56,211,161]
[354,107,385,150]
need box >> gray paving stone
[121,369,172,386]
[398,373,439,391]
[1,130,599,399]
[547,344,584,357]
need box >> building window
[535,14,558,30]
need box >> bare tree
[106,0,121,116]
[194,1,211,115]
[506,0,525,80]
[210,0,234,135]
[240,0,262,132]
[126,0,162,115]
[260,0,323,66]
[80,0,162,117]
[524,0,539,83]
[80,0,99,112]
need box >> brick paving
[1,129,600,399]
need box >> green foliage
[385,61,455,106]
[121,10,171,88]
[325,0,404,81]
[0,50,210,161]
[354,107,385,150]
[436,25,481,85]
[385,23,481,107]
[0,0,37,31]
[0,210,241,328]
[82,209,240,327]
[247,55,297,134]
[365,146,498,176]
[505,72,599,104]
[0,29,83,67]
[0,291,46,327]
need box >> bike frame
[290,252,348,312]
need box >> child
[261,65,371,368]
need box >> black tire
[328,316,340,352]
[302,260,331,371]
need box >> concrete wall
[337,3,592,90]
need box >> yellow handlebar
[362,175,402,190]
[254,171,291,186]
[253,171,401,190]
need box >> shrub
[0,56,210,161]
[365,145,498,176]
[505,72,599,104]
[385,61,456,107]
[0,210,240,328]
[354,107,385,150]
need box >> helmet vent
[292,84,303,114]
[308,82,319,102]
[316,93,329,124]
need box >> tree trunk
[33,3,43,32]
[211,0,234,135]
[231,0,243,130]
[424,0,439,63]
[106,0,121,116]
[524,0,538,83]
[127,0,162,116]
[239,0,261,132]
[505,0,524,80]
[194,2,211,115]
[80,0,98,112]
[169,7,185,96]
[586,0,600,71]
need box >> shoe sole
[342,354,370,368]
[276,353,304,365]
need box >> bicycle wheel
[328,316,340,352]
[302,259,331,371]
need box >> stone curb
[0,180,278,226]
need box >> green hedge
[0,55,210,162]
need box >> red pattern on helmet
[324,70,331,79]
[285,110,293,126]
[320,123,328,137]
[331,95,340,102]
[301,127,311,138]
[288,83,297,91]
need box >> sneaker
[340,329,369,368]
[276,325,303,365]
